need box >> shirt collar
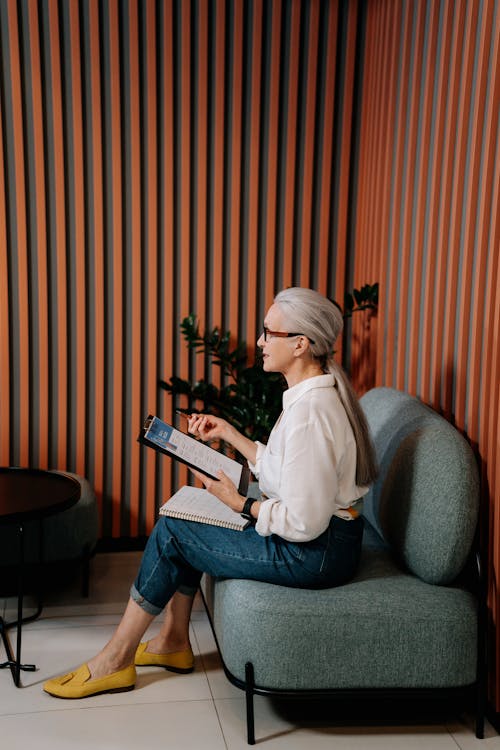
[282,373,335,410]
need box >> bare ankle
[148,634,190,653]
[88,644,135,677]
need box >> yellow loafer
[43,663,136,699]
[134,642,194,673]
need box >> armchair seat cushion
[202,527,477,691]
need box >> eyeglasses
[262,326,315,344]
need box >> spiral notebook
[159,485,250,531]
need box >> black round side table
[0,468,80,686]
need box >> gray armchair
[202,387,484,744]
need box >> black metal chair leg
[245,662,256,745]
[475,549,486,739]
[475,703,485,739]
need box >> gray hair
[274,287,378,487]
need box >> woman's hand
[187,413,258,466]
[187,414,230,444]
[190,468,244,513]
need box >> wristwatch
[240,497,255,523]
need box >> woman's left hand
[190,468,244,513]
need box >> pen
[175,409,191,420]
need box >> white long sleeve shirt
[249,374,368,542]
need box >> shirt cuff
[248,441,266,477]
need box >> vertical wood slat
[107,0,124,537]
[281,0,301,290]
[245,0,262,352]
[262,0,282,310]
[298,0,320,288]
[68,1,87,476]
[334,0,357,302]
[88,0,105,525]
[334,0,358,369]
[144,0,158,534]
[0,82,9,467]
[316,1,338,299]
[27,0,49,470]
[46,0,68,470]
[160,0,174,513]
[211,0,226,334]
[360,1,384,390]
[227,0,243,336]
[195,0,208,346]
[175,0,191,491]
[127,0,142,536]
[7,0,30,467]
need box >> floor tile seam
[444,720,474,750]
[11,618,127,631]
[443,724,477,750]
[189,619,219,700]
[211,699,230,750]
[0,696,221,720]
[189,619,226,699]
[26,617,121,625]
[3,608,126,617]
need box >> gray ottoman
[0,471,99,596]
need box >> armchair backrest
[360,387,479,585]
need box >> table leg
[0,523,36,686]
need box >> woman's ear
[293,336,310,357]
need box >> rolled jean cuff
[130,583,164,616]
[177,584,198,597]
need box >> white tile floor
[0,551,498,750]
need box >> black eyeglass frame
[262,326,315,345]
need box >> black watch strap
[240,497,255,522]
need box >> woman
[44,287,377,698]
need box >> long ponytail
[327,359,378,486]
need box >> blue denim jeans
[131,513,364,616]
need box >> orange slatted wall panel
[0,0,355,536]
[352,0,500,711]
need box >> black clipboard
[138,414,250,496]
